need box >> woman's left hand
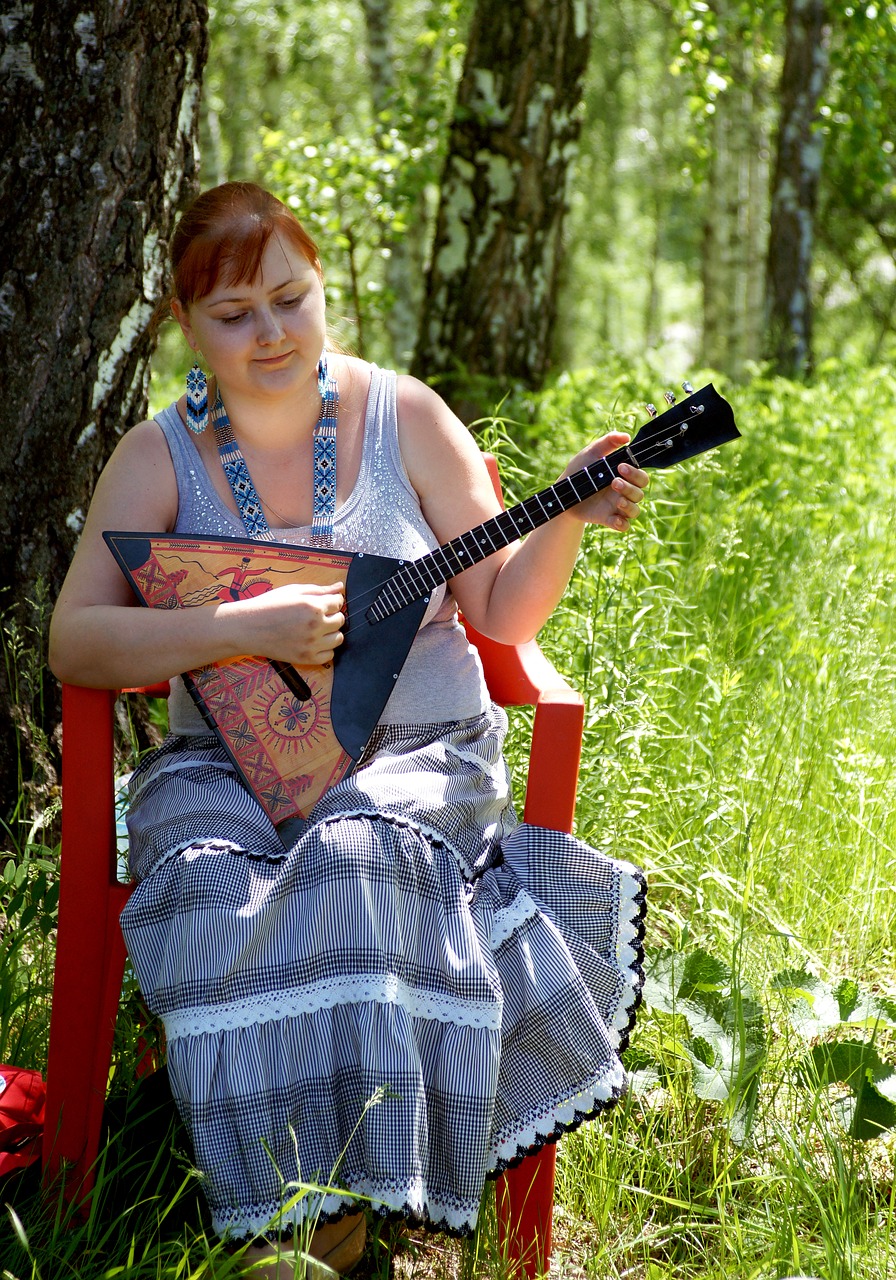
[561,430,650,531]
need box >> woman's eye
[220,312,247,325]
[279,295,302,309]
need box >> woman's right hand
[233,582,346,667]
[49,420,348,689]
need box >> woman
[50,182,649,1278]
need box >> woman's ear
[170,298,198,351]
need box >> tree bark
[701,5,772,378]
[359,0,417,366]
[412,0,593,419]
[0,0,207,819]
[764,0,831,378]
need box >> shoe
[237,1240,337,1279]
[238,1214,366,1278]
[310,1214,366,1273]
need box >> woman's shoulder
[113,413,170,456]
[395,371,443,415]
[74,411,179,536]
[99,412,179,495]
[394,374,475,456]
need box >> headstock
[627,382,739,472]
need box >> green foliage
[257,0,465,362]
[0,845,57,1066]
[493,355,896,1277]
[667,0,783,142]
[194,0,469,366]
[635,945,768,1145]
[143,0,896,385]
[823,5,896,217]
[261,127,428,359]
[633,946,896,1155]
[774,967,896,1141]
[1,580,57,826]
[505,358,896,975]
[816,4,896,364]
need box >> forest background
[2,1,896,1278]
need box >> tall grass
[498,358,896,1278]
[3,360,896,1277]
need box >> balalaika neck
[366,443,636,624]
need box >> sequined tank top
[155,364,490,734]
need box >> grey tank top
[155,364,490,734]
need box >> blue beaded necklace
[211,351,339,547]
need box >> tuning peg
[682,380,695,394]
[645,403,658,418]
[663,391,676,406]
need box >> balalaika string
[327,400,708,641]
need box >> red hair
[168,182,322,306]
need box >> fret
[435,542,460,578]
[474,525,499,553]
[398,566,423,599]
[444,540,469,572]
[382,580,408,612]
[459,529,484,562]
[512,502,538,534]
[531,490,557,521]
[551,476,580,508]
[565,470,600,502]
[522,493,555,529]
[411,555,441,591]
[491,509,517,545]
[596,455,618,482]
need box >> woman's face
[172,233,326,404]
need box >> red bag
[0,1065,45,1179]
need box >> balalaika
[106,382,739,840]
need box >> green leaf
[835,976,860,1020]
[690,1035,716,1067]
[772,968,843,1038]
[687,1051,733,1104]
[680,947,731,994]
[852,1079,896,1141]
[798,1040,896,1140]
[6,1204,29,1251]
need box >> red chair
[43,460,584,1277]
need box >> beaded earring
[185,363,208,435]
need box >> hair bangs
[170,183,322,306]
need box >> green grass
[3,359,896,1277]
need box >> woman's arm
[49,422,345,689]
[397,375,648,645]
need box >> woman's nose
[257,308,284,344]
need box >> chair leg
[43,891,130,1201]
[43,686,132,1202]
[497,1145,556,1278]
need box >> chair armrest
[461,624,573,707]
[524,684,584,833]
[61,685,118,886]
[122,681,171,698]
[462,623,585,835]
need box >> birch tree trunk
[701,5,771,378]
[0,0,207,818]
[359,0,417,366]
[412,0,593,418]
[765,0,831,377]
